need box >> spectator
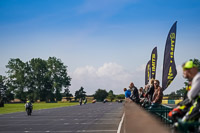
[139,87,144,99]
[124,88,132,102]
[129,82,139,103]
[145,79,155,103]
[149,80,163,109]
[140,85,149,106]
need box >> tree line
[0,57,124,105]
[0,57,71,102]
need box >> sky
[0,0,200,95]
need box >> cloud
[70,62,144,95]
[69,62,185,95]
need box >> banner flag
[162,21,177,91]
[145,60,151,85]
[150,47,157,79]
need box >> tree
[47,57,71,101]
[116,94,125,99]
[64,87,73,101]
[93,89,108,101]
[176,88,186,97]
[167,92,177,100]
[6,57,71,102]
[107,90,115,102]
[6,58,27,102]
[27,58,49,101]
[193,58,200,71]
[0,75,7,107]
[75,87,86,101]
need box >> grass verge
[0,102,79,114]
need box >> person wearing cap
[181,60,200,122]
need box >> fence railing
[144,104,200,133]
[146,104,173,125]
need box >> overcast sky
[0,0,200,95]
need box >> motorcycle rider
[25,100,33,115]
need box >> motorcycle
[25,102,32,116]
[26,108,32,116]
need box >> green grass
[0,102,79,114]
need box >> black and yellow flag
[150,47,157,79]
[145,60,151,85]
[162,21,177,91]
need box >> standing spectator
[145,79,155,103]
[139,87,144,99]
[149,80,163,109]
[129,82,139,103]
[140,85,149,106]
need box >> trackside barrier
[121,102,170,133]
[146,104,173,125]
[145,104,200,133]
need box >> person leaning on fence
[145,79,155,103]
[141,79,155,107]
[129,82,139,103]
[180,60,200,122]
[140,85,149,107]
[149,80,163,109]
[123,88,132,102]
[139,87,144,99]
[138,87,145,105]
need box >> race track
[0,102,123,133]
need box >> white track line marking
[117,112,125,133]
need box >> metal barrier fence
[146,104,173,125]
[176,120,200,133]
[144,104,200,133]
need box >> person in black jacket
[145,79,155,103]
[139,87,144,99]
[140,79,154,107]
[129,82,139,103]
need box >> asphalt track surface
[0,102,123,133]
